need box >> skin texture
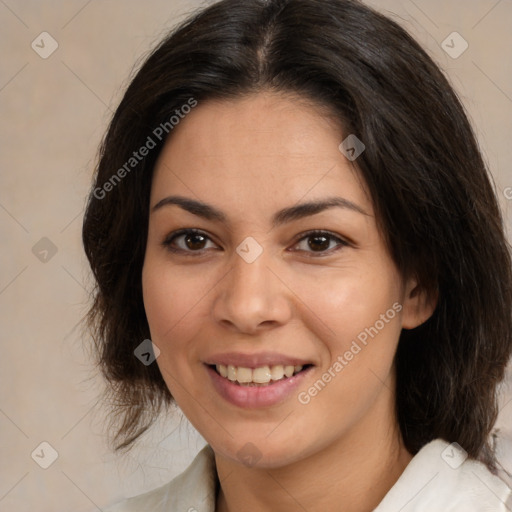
[142,91,436,512]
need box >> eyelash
[162,229,349,257]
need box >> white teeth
[270,365,284,380]
[284,365,294,377]
[227,365,237,381]
[253,366,272,383]
[237,367,252,383]
[215,363,305,385]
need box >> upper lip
[204,351,313,368]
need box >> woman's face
[142,91,426,468]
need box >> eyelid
[162,228,219,255]
[288,229,349,256]
[162,228,350,256]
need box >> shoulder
[104,444,218,512]
[374,439,512,512]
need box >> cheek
[292,264,402,353]
[142,259,211,405]
[142,259,208,358]
[290,274,402,434]
[289,263,404,415]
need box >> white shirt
[105,439,512,511]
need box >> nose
[212,246,293,335]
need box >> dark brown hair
[82,0,512,468]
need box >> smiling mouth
[210,364,312,386]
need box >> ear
[401,277,438,330]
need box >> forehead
[151,92,372,216]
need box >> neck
[214,386,412,512]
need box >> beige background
[1,1,511,510]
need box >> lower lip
[206,365,313,409]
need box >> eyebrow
[152,195,369,228]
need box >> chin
[209,431,315,469]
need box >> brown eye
[307,234,330,252]
[163,229,217,254]
[184,232,207,250]
[293,230,348,255]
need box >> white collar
[374,439,512,511]
[106,438,512,511]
